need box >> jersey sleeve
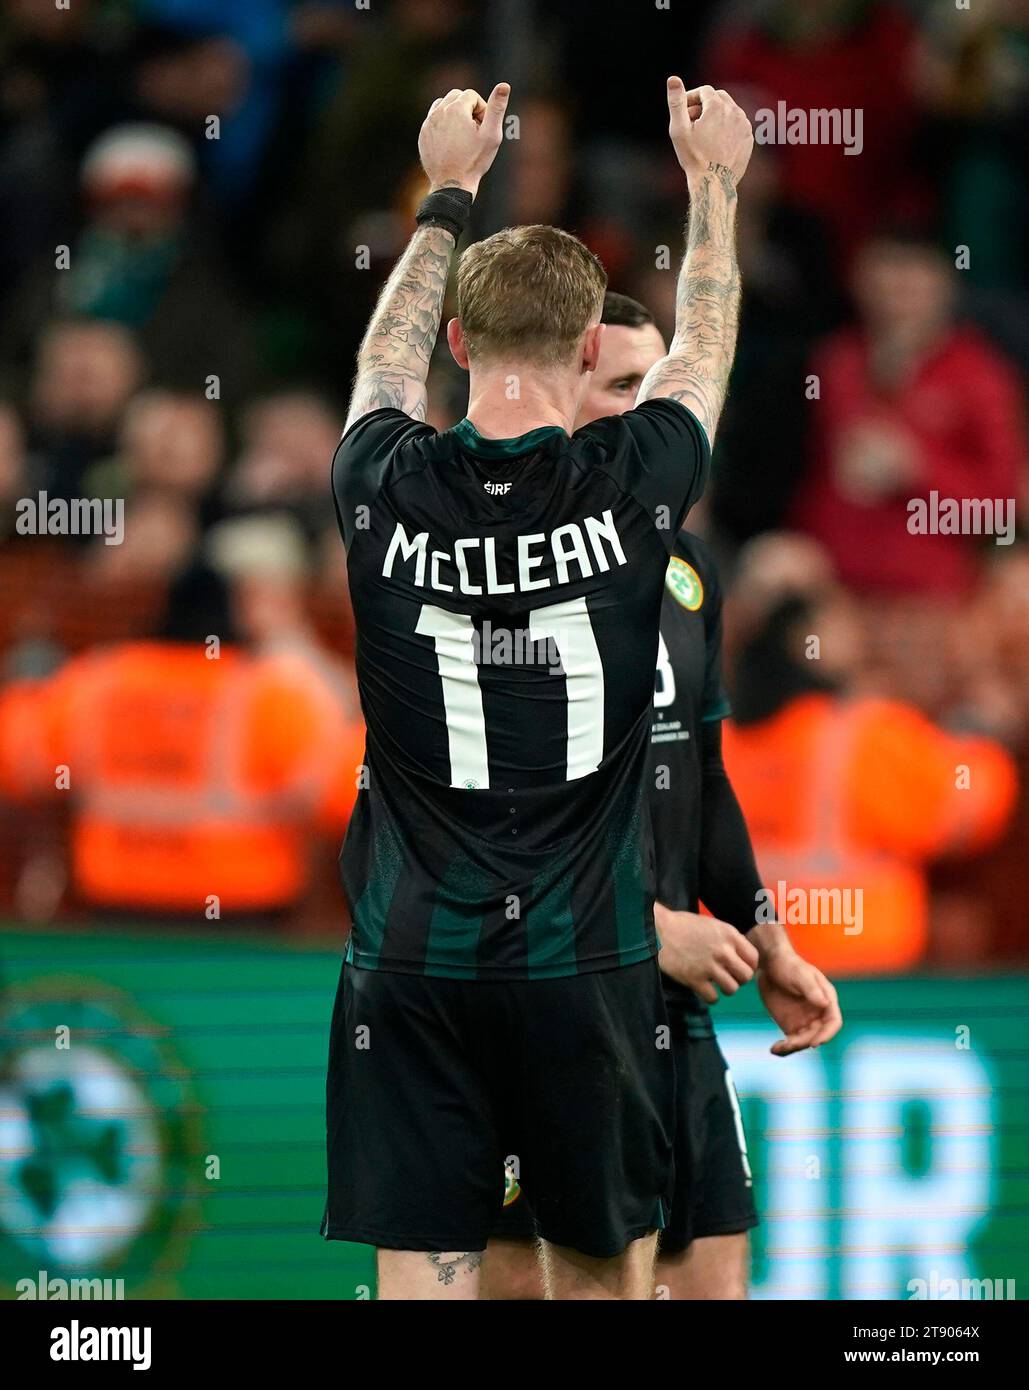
[698,721,765,933]
[331,408,435,548]
[576,399,710,551]
[697,547,732,724]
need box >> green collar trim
[453,417,568,458]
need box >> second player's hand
[755,938,843,1056]
[656,904,759,1003]
[418,82,511,199]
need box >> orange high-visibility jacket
[0,642,365,914]
[721,693,1017,973]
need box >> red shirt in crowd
[710,5,921,261]
[793,326,1025,597]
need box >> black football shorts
[491,995,758,1253]
[321,958,675,1259]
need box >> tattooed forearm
[637,163,741,445]
[426,1251,484,1286]
[345,225,456,429]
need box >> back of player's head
[457,225,607,368]
[601,292,655,330]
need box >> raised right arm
[344,83,510,434]
[637,81,753,447]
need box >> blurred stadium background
[0,0,1026,1300]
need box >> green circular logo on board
[0,980,199,1297]
[665,556,703,611]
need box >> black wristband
[415,186,473,243]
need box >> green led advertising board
[1,928,1025,1301]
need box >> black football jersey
[648,532,731,1027]
[331,401,709,979]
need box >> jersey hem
[346,939,658,980]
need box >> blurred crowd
[0,0,1025,966]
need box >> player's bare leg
[539,1231,659,1300]
[479,1238,546,1300]
[656,1233,749,1300]
[377,1249,483,1300]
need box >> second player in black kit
[646,531,762,1250]
[494,531,761,1251]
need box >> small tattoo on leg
[426,1251,484,1286]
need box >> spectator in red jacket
[792,229,1026,598]
[708,0,923,263]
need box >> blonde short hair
[457,224,607,367]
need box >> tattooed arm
[345,226,455,429]
[637,81,753,447]
[636,169,741,444]
[344,83,510,432]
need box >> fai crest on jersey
[665,556,703,611]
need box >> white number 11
[416,596,605,788]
